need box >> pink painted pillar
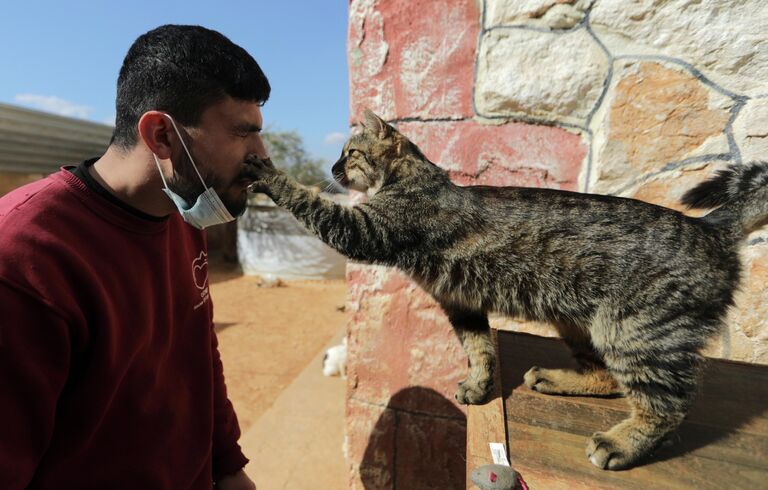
[345,1,588,488]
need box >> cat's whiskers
[323,181,339,194]
[305,177,346,195]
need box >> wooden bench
[467,330,768,489]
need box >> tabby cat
[245,110,768,470]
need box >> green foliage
[261,130,329,187]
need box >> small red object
[489,471,497,482]
[518,474,529,490]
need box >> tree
[261,130,332,188]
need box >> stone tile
[624,160,731,214]
[733,98,768,164]
[590,0,768,97]
[397,120,586,189]
[486,0,592,30]
[348,0,479,121]
[590,61,732,194]
[726,236,768,364]
[475,28,609,125]
[348,0,393,119]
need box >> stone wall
[345,1,767,488]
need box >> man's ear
[362,108,393,139]
[138,111,174,159]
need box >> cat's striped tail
[682,161,768,235]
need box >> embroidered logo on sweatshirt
[192,251,210,310]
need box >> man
[0,25,269,489]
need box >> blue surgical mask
[152,114,235,230]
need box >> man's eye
[234,126,262,137]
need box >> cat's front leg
[443,307,495,405]
[246,158,395,264]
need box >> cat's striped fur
[246,110,768,470]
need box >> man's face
[167,97,267,217]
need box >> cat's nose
[331,157,349,186]
[331,156,347,177]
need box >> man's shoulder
[0,171,85,274]
[0,171,74,224]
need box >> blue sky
[0,0,350,167]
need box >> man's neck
[90,146,176,218]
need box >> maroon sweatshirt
[0,168,247,489]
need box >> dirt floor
[209,263,348,432]
[208,264,349,488]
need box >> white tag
[489,442,510,466]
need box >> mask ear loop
[164,114,209,191]
[152,154,171,189]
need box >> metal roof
[0,102,113,174]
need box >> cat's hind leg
[524,327,623,396]
[586,317,705,470]
[444,308,495,405]
[524,366,622,396]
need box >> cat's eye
[347,148,374,168]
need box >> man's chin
[224,194,249,218]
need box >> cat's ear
[362,109,393,139]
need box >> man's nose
[251,134,269,159]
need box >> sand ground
[209,264,349,489]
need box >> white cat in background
[322,337,347,378]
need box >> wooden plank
[467,398,507,488]
[506,389,768,471]
[466,328,509,489]
[497,331,768,488]
[507,422,768,489]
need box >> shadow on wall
[361,387,466,490]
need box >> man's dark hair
[111,24,271,149]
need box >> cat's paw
[586,430,636,470]
[454,378,492,405]
[523,366,558,393]
[244,156,279,192]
